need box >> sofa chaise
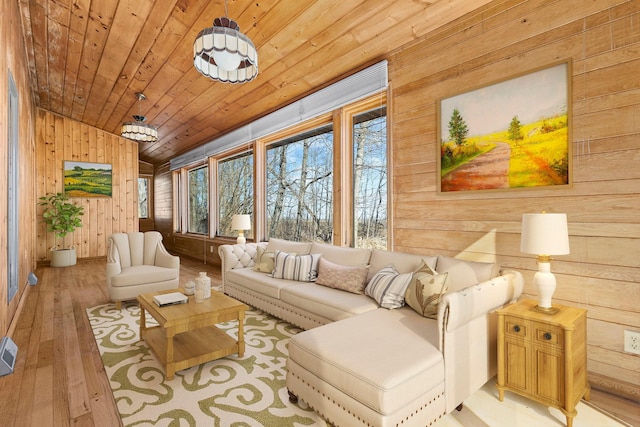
[218,238,523,427]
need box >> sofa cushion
[272,251,321,282]
[436,255,499,292]
[367,250,437,283]
[226,268,298,299]
[365,265,413,309]
[266,238,312,255]
[309,242,371,267]
[404,260,449,318]
[315,258,369,294]
[287,307,443,415]
[110,265,179,287]
[280,283,379,322]
[253,246,276,273]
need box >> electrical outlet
[624,330,640,355]
[210,245,214,253]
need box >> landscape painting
[64,161,112,197]
[438,62,570,193]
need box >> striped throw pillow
[271,250,321,282]
[365,264,413,309]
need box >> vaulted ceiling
[18,0,489,166]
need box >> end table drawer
[504,316,530,340]
[533,323,563,348]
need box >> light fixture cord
[224,0,229,18]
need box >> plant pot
[50,246,77,267]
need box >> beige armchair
[106,231,180,309]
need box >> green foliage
[508,116,523,142]
[38,192,84,241]
[448,108,469,146]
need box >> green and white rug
[86,302,328,427]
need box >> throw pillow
[404,260,449,318]
[365,264,413,309]
[315,257,369,294]
[253,246,276,273]
[271,250,321,282]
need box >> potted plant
[38,192,84,267]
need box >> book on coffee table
[153,292,188,307]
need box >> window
[171,93,388,248]
[138,177,149,219]
[266,125,333,242]
[353,107,387,249]
[188,165,209,234]
[218,151,253,238]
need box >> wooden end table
[137,289,248,380]
[496,299,589,427]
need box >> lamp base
[236,231,246,245]
[533,304,559,315]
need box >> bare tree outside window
[138,177,149,219]
[218,152,254,237]
[188,165,208,234]
[267,126,333,242]
[353,107,387,249]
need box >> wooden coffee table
[137,289,248,380]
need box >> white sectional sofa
[218,238,523,427]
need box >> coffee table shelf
[137,290,248,380]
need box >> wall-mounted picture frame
[64,161,112,197]
[437,61,571,193]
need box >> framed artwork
[437,61,571,193]
[64,161,112,197]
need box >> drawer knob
[544,332,552,340]
[513,325,521,333]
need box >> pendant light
[193,0,258,83]
[121,92,158,142]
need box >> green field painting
[64,161,112,197]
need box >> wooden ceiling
[18,0,490,166]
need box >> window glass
[188,165,209,234]
[353,107,387,249]
[266,125,333,242]
[218,152,254,238]
[138,177,149,219]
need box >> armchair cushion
[110,265,179,288]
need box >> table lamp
[231,214,251,244]
[520,212,570,313]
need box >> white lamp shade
[231,214,251,231]
[520,213,570,255]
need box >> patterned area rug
[86,302,328,427]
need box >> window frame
[215,148,254,239]
[171,92,389,248]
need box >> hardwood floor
[0,258,636,426]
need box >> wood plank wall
[35,109,140,262]
[154,0,639,401]
[0,0,38,338]
[388,0,639,401]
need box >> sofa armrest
[155,242,180,270]
[218,243,263,294]
[438,270,523,337]
[218,243,261,272]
